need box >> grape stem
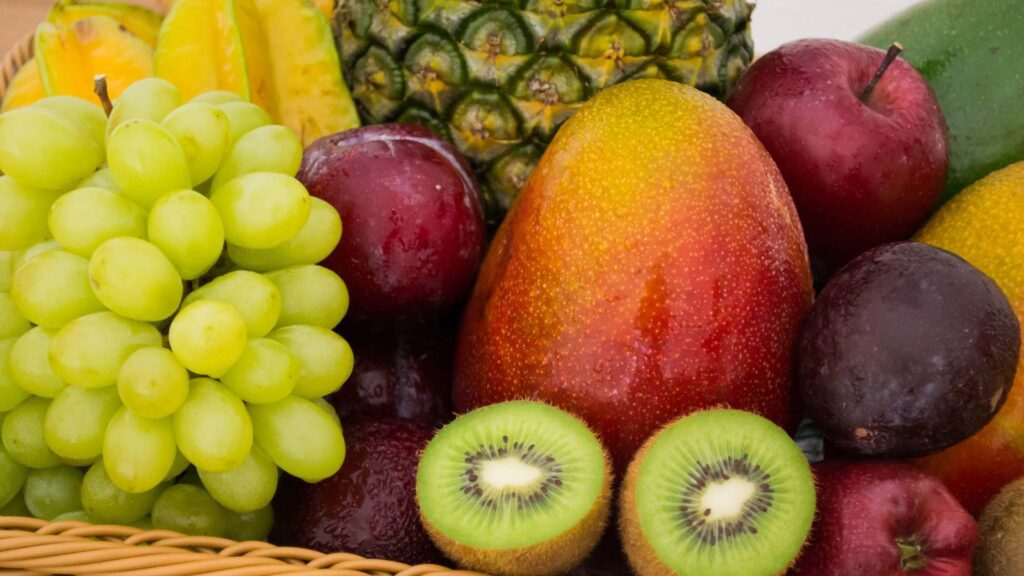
[94,75,113,116]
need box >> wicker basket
[0,33,483,576]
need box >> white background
[752,0,927,53]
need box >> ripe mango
[912,161,1024,514]
[454,80,813,472]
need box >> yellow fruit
[913,160,1024,514]
[34,17,153,105]
[48,0,164,48]
[1,59,46,112]
[154,0,359,145]
[154,0,250,101]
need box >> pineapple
[335,0,754,220]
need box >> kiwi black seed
[619,409,815,576]
[416,400,612,576]
[977,476,1024,576]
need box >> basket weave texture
[0,32,485,576]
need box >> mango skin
[454,80,814,472]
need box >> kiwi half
[619,409,815,576]
[416,400,611,576]
[977,476,1024,576]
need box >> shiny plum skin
[798,242,1020,457]
[299,124,486,320]
[271,418,443,565]
[329,317,455,426]
[791,460,977,576]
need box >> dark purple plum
[797,241,1020,457]
[330,316,455,426]
[299,124,486,320]
[271,418,443,565]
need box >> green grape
[12,240,60,271]
[103,407,176,493]
[2,397,60,468]
[151,483,227,537]
[76,167,120,192]
[11,250,104,328]
[198,444,277,513]
[107,119,192,208]
[60,455,98,468]
[106,78,183,134]
[269,326,354,399]
[81,460,163,524]
[50,311,162,389]
[182,271,280,337]
[0,292,30,339]
[10,326,66,397]
[312,397,341,427]
[89,237,183,322]
[191,91,244,105]
[225,505,273,541]
[0,107,101,190]
[0,489,30,516]
[211,125,302,190]
[44,386,121,461]
[248,395,345,482]
[0,176,62,251]
[0,338,29,412]
[227,197,342,271]
[147,190,225,280]
[221,339,298,405]
[169,301,247,377]
[210,172,310,250]
[165,450,190,481]
[174,378,252,472]
[34,96,106,151]
[218,102,271,148]
[23,465,83,520]
[162,103,231,185]
[51,510,91,523]
[0,251,15,291]
[266,265,349,329]
[117,347,189,420]
[49,187,147,257]
[0,443,28,508]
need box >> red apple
[728,39,948,273]
[791,460,977,576]
[299,125,486,320]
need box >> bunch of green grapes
[0,80,352,539]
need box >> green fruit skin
[861,0,1024,204]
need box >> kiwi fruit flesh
[416,400,611,576]
[619,409,815,576]
[977,476,1024,576]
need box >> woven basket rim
[0,515,487,575]
[1,32,34,102]
[0,31,487,576]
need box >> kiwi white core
[701,477,756,521]
[482,457,543,490]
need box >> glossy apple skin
[792,460,977,576]
[728,39,948,274]
[299,124,486,320]
[270,418,443,565]
[454,80,814,473]
[329,316,455,426]
[798,242,1020,457]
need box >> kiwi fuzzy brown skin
[977,476,1024,576]
[416,401,614,576]
[420,465,611,576]
[619,411,811,576]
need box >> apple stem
[93,75,113,116]
[861,42,904,101]
[896,537,927,571]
